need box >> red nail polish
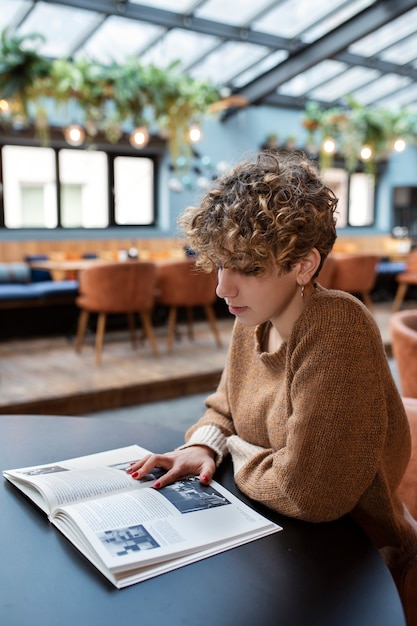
[131,472,138,478]
[154,481,161,488]
[201,475,209,483]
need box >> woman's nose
[216,268,238,300]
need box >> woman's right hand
[125,445,217,489]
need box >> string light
[322,137,336,154]
[394,138,406,153]
[63,123,85,146]
[129,126,149,149]
[360,145,373,161]
[189,124,202,142]
[0,99,10,113]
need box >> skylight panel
[231,50,288,89]
[302,0,375,43]
[76,16,164,64]
[278,60,346,97]
[310,66,379,102]
[189,41,269,84]
[194,0,276,26]
[140,28,219,70]
[377,83,417,109]
[349,8,417,57]
[129,0,197,12]
[252,0,349,38]
[352,74,412,105]
[16,1,102,58]
[0,0,32,33]
[380,33,417,66]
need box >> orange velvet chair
[392,251,417,313]
[397,397,417,519]
[390,310,417,398]
[155,259,222,354]
[316,254,337,288]
[329,253,380,311]
[393,397,417,626]
[75,261,159,365]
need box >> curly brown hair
[178,150,338,276]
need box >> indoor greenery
[0,28,222,159]
[301,98,417,172]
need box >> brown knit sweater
[184,287,417,556]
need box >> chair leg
[139,311,159,357]
[127,313,137,348]
[75,310,89,354]
[95,312,106,365]
[186,307,194,340]
[204,304,223,348]
[392,283,408,313]
[166,307,178,354]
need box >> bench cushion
[0,262,31,284]
[0,280,78,301]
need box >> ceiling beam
[336,50,417,80]
[235,0,417,105]
[40,0,291,48]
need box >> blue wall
[2,104,417,242]
[169,105,417,239]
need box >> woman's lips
[228,305,248,315]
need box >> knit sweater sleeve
[182,332,238,462]
[232,294,406,523]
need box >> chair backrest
[405,250,417,273]
[316,254,337,288]
[156,259,217,307]
[397,397,417,520]
[77,261,157,313]
[390,310,417,398]
[330,253,379,293]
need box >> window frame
[0,130,162,231]
[321,159,378,228]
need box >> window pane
[349,173,375,226]
[59,150,108,228]
[2,146,57,228]
[114,157,154,225]
[322,168,349,228]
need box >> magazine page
[51,475,281,587]
[2,445,152,515]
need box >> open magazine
[3,444,281,589]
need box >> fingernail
[154,481,161,489]
[201,475,209,483]
[131,472,139,479]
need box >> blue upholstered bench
[0,261,79,309]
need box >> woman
[127,151,417,618]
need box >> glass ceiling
[1,0,417,112]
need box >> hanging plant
[0,28,51,123]
[301,98,417,172]
[0,28,222,159]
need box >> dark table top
[0,414,405,626]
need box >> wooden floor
[0,318,234,415]
[0,301,412,416]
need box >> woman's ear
[296,248,321,285]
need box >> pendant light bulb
[64,123,85,147]
[189,124,202,143]
[130,126,149,149]
[394,138,406,153]
[322,137,336,154]
[360,145,373,161]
